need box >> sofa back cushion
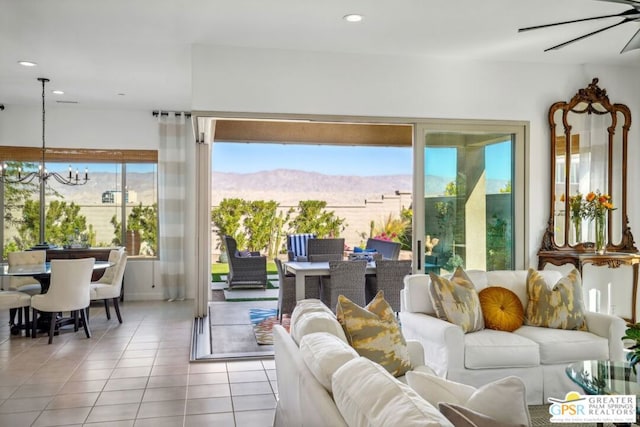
[290,299,348,345]
[403,274,436,314]
[332,357,453,427]
[300,332,359,393]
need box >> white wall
[1,45,639,299]
[192,44,640,268]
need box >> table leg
[295,273,305,301]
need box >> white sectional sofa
[273,299,453,427]
[399,269,627,405]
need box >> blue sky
[213,141,511,180]
[212,143,413,176]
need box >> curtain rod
[152,110,192,118]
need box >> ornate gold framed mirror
[539,78,636,254]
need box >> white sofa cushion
[465,329,540,369]
[332,357,453,427]
[514,325,609,364]
[403,274,435,315]
[406,371,531,426]
[290,299,348,345]
[300,332,359,393]
[485,270,562,309]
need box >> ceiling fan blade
[596,0,640,7]
[544,18,632,51]
[518,10,635,32]
[621,27,640,52]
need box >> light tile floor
[0,300,276,427]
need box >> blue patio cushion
[287,233,316,259]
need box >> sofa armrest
[584,311,627,361]
[406,340,425,368]
[399,311,465,376]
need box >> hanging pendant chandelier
[0,77,89,185]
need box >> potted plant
[622,322,640,373]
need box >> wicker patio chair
[223,236,267,290]
[367,259,412,312]
[287,233,316,261]
[365,238,401,260]
[321,260,367,312]
[307,238,345,260]
[274,258,296,322]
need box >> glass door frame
[412,120,529,273]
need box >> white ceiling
[1,0,639,111]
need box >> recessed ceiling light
[117,93,126,96]
[18,60,37,67]
[52,90,64,95]
[343,14,363,23]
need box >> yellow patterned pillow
[524,268,588,331]
[429,267,485,333]
[336,291,411,377]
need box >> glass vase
[595,214,606,255]
[572,217,582,244]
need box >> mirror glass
[545,78,634,253]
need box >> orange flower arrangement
[583,190,615,220]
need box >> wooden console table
[538,251,640,324]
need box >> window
[417,125,524,272]
[0,147,157,259]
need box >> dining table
[0,260,114,335]
[284,261,377,301]
[0,260,113,293]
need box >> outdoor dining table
[284,261,377,301]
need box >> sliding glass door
[412,122,527,274]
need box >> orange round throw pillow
[478,286,524,332]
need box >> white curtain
[158,112,191,300]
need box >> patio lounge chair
[223,236,267,290]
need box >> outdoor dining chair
[367,259,412,312]
[321,260,367,312]
[287,233,316,261]
[306,238,345,260]
[31,257,95,344]
[274,258,296,322]
[365,238,401,260]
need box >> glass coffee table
[566,360,639,426]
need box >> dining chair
[365,238,401,260]
[31,257,95,344]
[321,260,367,312]
[367,259,412,312]
[90,248,127,323]
[0,290,32,336]
[274,258,296,322]
[6,250,46,327]
[306,238,345,260]
[7,250,46,295]
[287,233,316,261]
